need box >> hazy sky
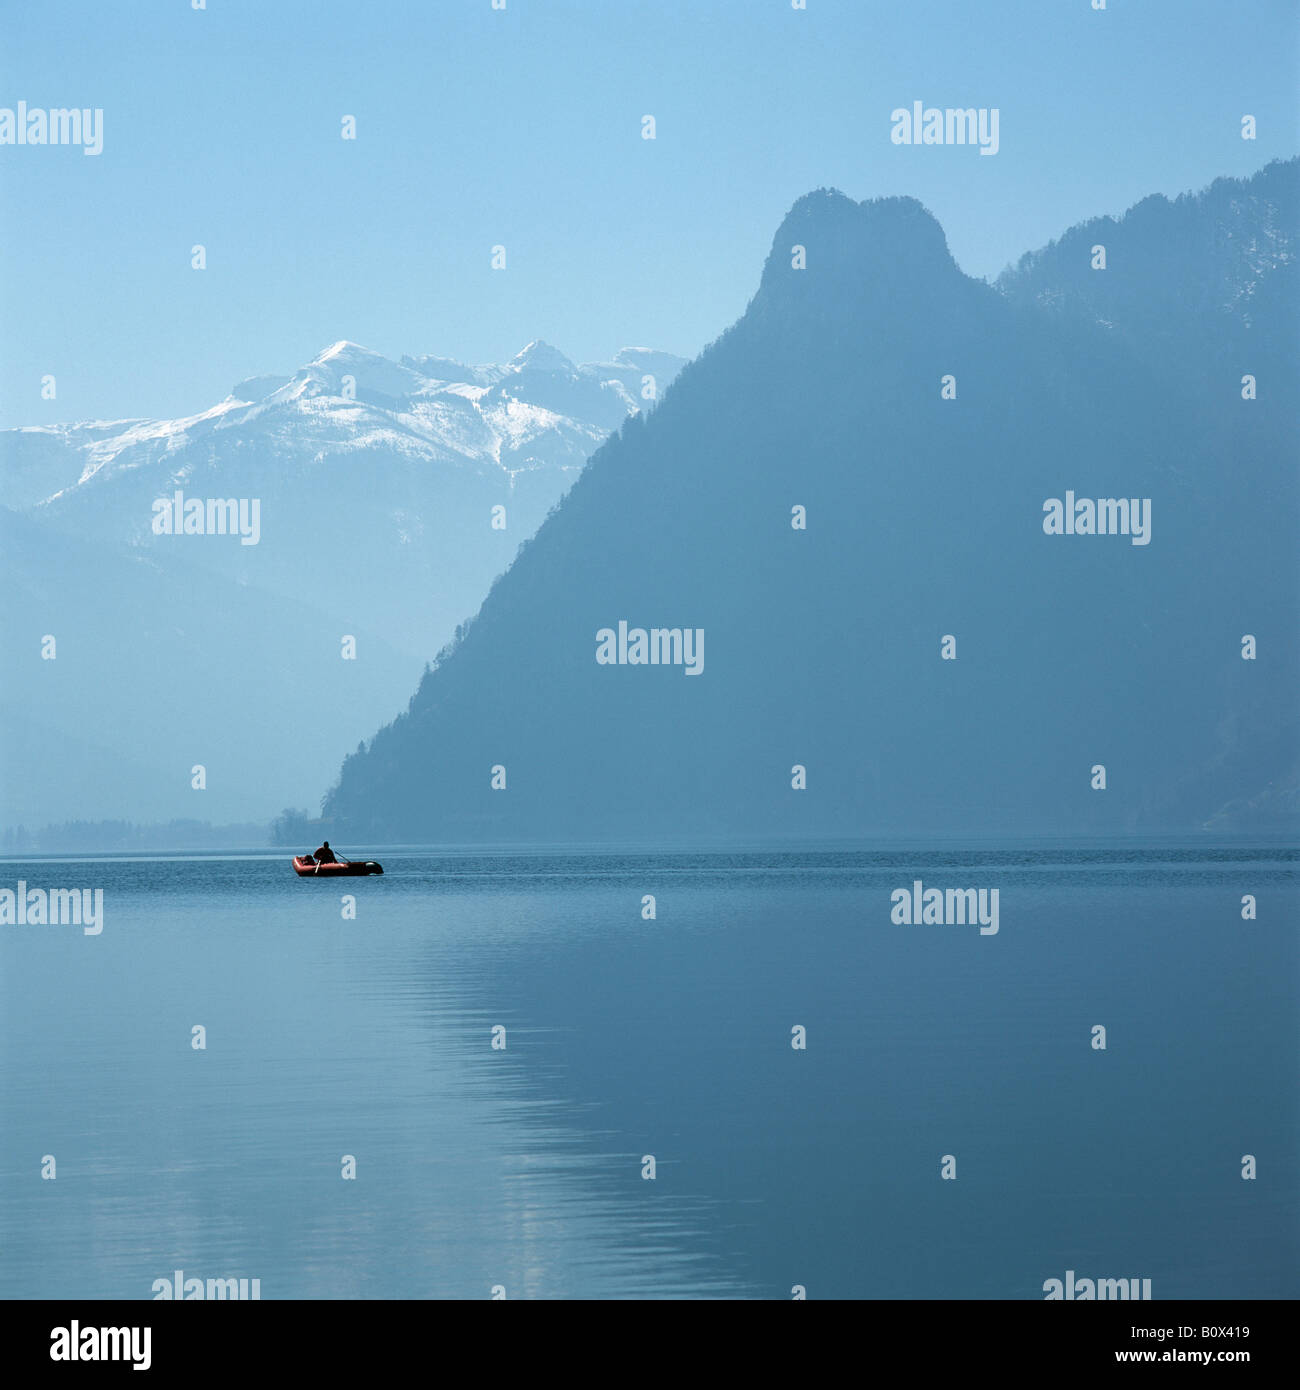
[2,0,1295,426]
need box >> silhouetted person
[314,841,338,864]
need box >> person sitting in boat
[314,841,338,865]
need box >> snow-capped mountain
[0,340,685,829]
[16,339,683,512]
[7,339,684,652]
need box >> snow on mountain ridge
[508,340,578,375]
[6,341,687,507]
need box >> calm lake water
[1,845,1295,1300]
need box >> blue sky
[2,0,1295,426]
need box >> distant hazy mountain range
[1,341,685,828]
[322,159,1298,843]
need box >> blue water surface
[0,844,1294,1299]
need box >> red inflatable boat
[292,856,383,877]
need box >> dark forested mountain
[324,162,1298,843]
[997,159,1297,361]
